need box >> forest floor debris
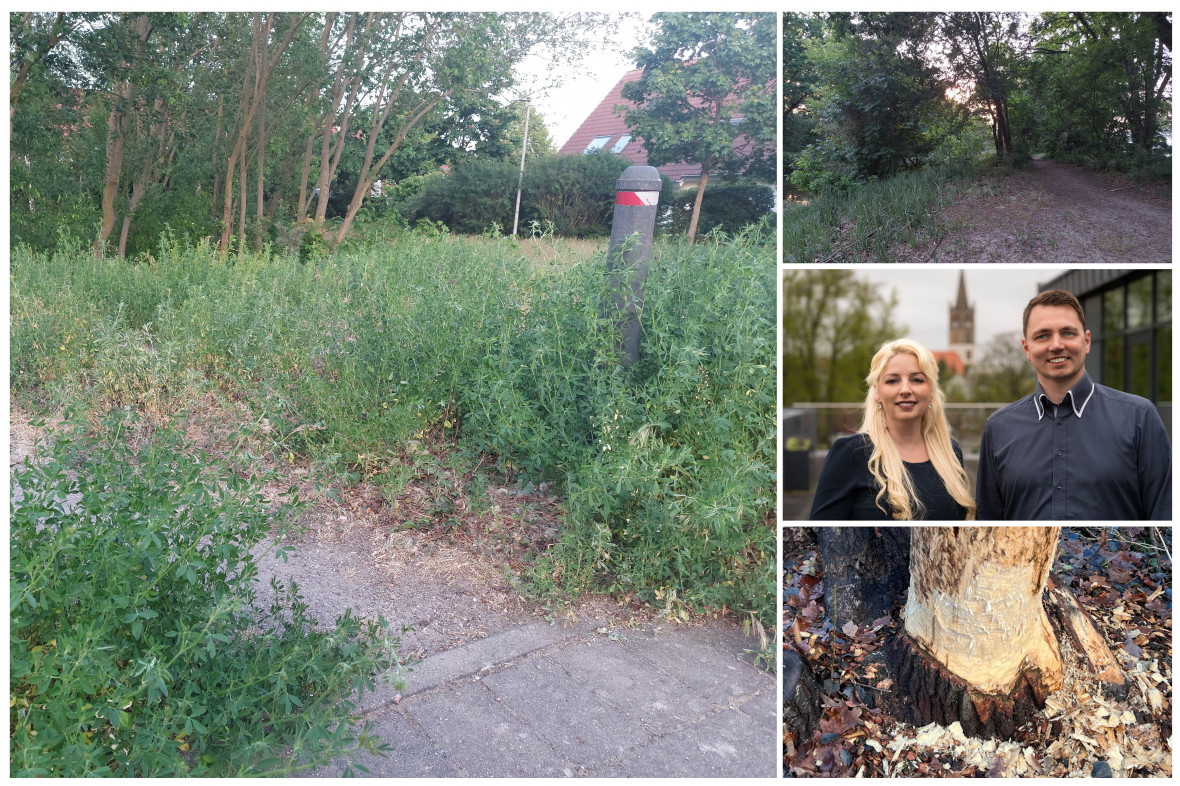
[783,527,1172,778]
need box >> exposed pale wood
[905,527,1064,697]
[891,527,1069,739]
[1044,574,1127,688]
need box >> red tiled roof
[932,351,966,377]
[556,68,706,184]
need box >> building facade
[1041,268,1171,430]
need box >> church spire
[955,270,969,310]
[949,271,975,365]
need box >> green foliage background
[10,412,401,776]
[401,153,675,238]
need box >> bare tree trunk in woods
[686,167,709,246]
[335,91,443,245]
[219,13,308,252]
[96,14,152,258]
[237,144,248,253]
[885,526,1064,739]
[212,95,224,218]
[255,84,266,251]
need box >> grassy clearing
[11,225,776,624]
[782,166,973,263]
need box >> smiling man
[976,289,1171,520]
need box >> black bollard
[606,165,660,369]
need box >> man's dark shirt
[976,371,1172,520]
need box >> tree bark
[816,526,910,629]
[219,13,308,252]
[783,649,822,752]
[886,526,1064,738]
[95,14,153,258]
[686,166,709,246]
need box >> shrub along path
[10,404,776,777]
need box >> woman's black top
[808,433,968,521]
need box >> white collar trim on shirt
[1034,375,1095,421]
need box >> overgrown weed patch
[11,227,776,629]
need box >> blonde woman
[809,339,975,520]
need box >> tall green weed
[10,227,776,627]
[10,411,402,775]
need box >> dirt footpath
[910,159,1171,263]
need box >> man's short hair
[1023,289,1086,336]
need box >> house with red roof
[932,351,966,378]
[557,68,761,190]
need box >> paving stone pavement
[311,618,777,777]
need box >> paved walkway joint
[313,618,777,777]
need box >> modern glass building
[1041,268,1171,433]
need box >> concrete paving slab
[407,679,571,777]
[544,636,716,735]
[737,682,778,727]
[622,625,773,705]
[301,617,775,777]
[480,656,640,768]
[354,621,574,713]
[597,705,778,778]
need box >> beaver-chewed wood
[884,631,1052,740]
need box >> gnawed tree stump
[887,527,1065,739]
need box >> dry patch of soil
[897,160,1171,263]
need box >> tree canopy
[785,11,1171,193]
[9,11,609,256]
[622,12,775,244]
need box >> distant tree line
[783,11,1171,192]
[9,12,607,256]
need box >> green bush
[783,165,970,262]
[459,227,777,623]
[668,183,775,237]
[10,411,401,776]
[402,153,674,238]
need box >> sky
[512,14,651,150]
[853,267,1065,353]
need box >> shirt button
[1056,483,1062,489]
[1056,450,1062,457]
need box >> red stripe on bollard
[615,190,660,206]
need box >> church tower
[949,271,975,366]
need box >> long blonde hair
[858,339,976,520]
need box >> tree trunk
[686,166,709,245]
[254,77,267,251]
[885,526,1064,739]
[219,13,308,252]
[783,649,821,753]
[96,14,152,258]
[816,526,910,629]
